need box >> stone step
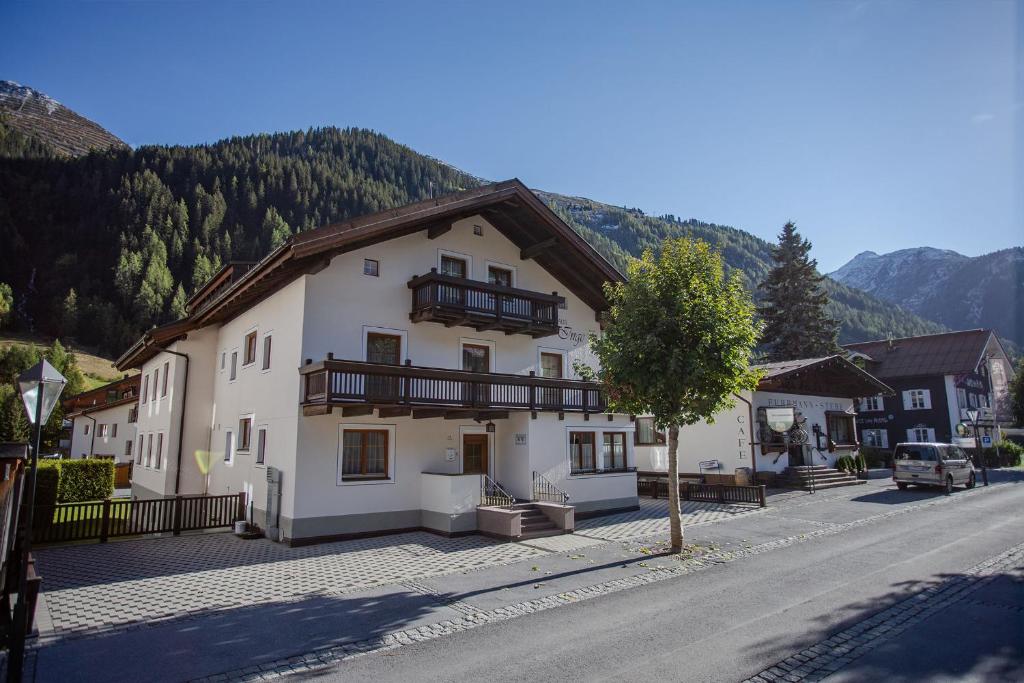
[781,478,866,491]
[784,473,860,484]
[518,527,567,540]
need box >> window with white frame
[862,395,883,412]
[262,334,272,371]
[99,424,108,437]
[230,351,238,381]
[569,432,596,473]
[136,434,144,464]
[903,389,930,410]
[221,351,226,371]
[862,429,889,449]
[142,374,150,403]
[602,432,627,470]
[340,429,389,481]
[155,433,163,469]
[243,331,257,366]
[634,417,666,445]
[146,433,153,467]
[224,430,234,463]
[161,361,169,397]
[124,440,133,458]
[238,417,252,452]
[112,423,118,438]
[907,427,935,443]
[256,426,267,465]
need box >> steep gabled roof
[753,355,893,398]
[117,180,623,369]
[842,329,1007,379]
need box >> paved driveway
[33,497,760,639]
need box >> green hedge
[977,440,1024,468]
[836,454,867,474]
[34,459,114,504]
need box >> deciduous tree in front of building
[580,239,761,552]
[758,222,839,361]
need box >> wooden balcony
[300,358,606,418]
[408,270,563,338]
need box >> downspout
[163,348,190,495]
[732,392,758,483]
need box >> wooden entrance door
[788,443,807,467]
[463,434,488,474]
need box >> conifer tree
[757,222,839,361]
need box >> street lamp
[965,408,988,487]
[9,360,67,682]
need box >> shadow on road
[746,566,1024,681]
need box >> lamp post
[8,360,66,682]
[966,408,988,487]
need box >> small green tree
[758,222,839,361]
[583,238,761,552]
[0,282,12,329]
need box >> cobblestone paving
[576,497,764,541]
[203,480,1008,682]
[35,531,543,638]
[742,541,1024,683]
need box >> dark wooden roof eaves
[843,329,993,379]
[63,374,140,413]
[115,180,624,370]
[754,355,894,397]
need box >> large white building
[63,374,140,464]
[115,181,639,544]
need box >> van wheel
[966,472,976,489]
[944,476,954,495]
[896,482,908,490]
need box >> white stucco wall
[753,392,856,473]
[69,403,137,463]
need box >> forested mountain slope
[1,119,945,357]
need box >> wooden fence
[638,478,766,507]
[34,492,246,544]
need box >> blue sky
[1,0,1019,272]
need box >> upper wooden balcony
[408,270,564,338]
[300,357,607,418]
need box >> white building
[634,356,892,485]
[115,181,639,544]
[63,375,140,463]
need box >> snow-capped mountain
[830,247,1023,347]
[0,80,126,156]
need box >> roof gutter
[162,348,190,495]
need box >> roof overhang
[755,355,893,399]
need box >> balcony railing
[300,358,606,414]
[408,270,563,338]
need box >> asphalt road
[306,480,1024,682]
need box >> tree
[1010,357,1024,426]
[263,206,292,250]
[581,239,761,552]
[757,222,839,361]
[60,288,78,339]
[0,282,12,329]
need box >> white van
[893,442,977,494]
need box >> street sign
[982,435,993,447]
[765,407,795,433]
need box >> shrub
[836,455,856,473]
[36,461,60,509]
[55,459,114,503]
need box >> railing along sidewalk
[638,475,766,508]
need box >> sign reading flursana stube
[765,407,795,433]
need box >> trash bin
[734,467,752,486]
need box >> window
[826,412,856,446]
[224,431,234,463]
[366,333,402,364]
[155,433,163,469]
[142,374,150,403]
[124,440,133,458]
[540,352,563,378]
[602,432,627,470]
[487,266,512,288]
[152,367,159,399]
[363,258,379,277]
[907,427,935,443]
[221,352,226,371]
[634,417,666,445]
[569,432,596,473]
[137,435,144,464]
[903,389,930,410]
[262,335,272,370]
[862,429,889,449]
[230,351,238,380]
[862,395,883,412]
[956,387,967,409]
[243,331,257,365]
[341,430,389,479]
[256,427,267,465]
[895,444,937,461]
[968,393,977,408]
[238,417,252,451]
[473,224,483,236]
[111,423,118,438]
[440,255,467,279]
[146,434,153,467]
[161,361,169,397]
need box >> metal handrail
[481,475,515,508]
[532,471,569,504]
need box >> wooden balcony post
[403,359,412,403]
[528,371,536,412]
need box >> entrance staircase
[514,503,565,540]
[781,465,865,491]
